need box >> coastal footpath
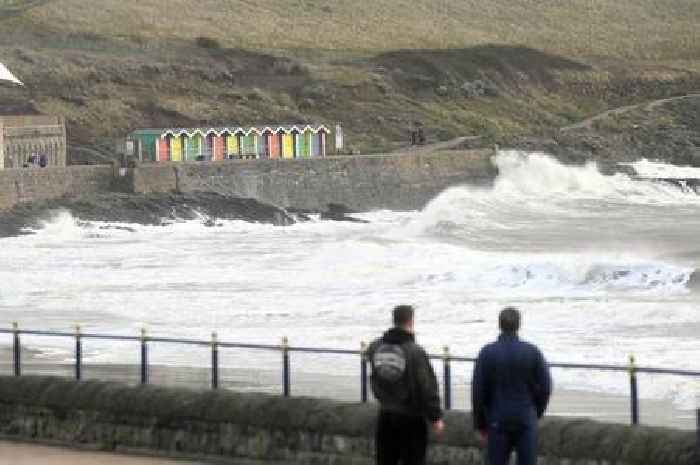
[0,376,696,465]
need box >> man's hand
[477,429,488,446]
[431,419,445,439]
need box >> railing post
[361,341,368,403]
[140,328,149,385]
[282,336,290,397]
[696,407,700,461]
[12,322,21,377]
[443,346,452,410]
[629,354,639,426]
[211,332,219,390]
[75,324,82,381]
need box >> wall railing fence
[2,323,699,433]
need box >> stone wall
[0,165,115,211]
[131,149,496,211]
[0,376,696,465]
[0,115,67,169]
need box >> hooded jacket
[367,328,443,422]
[471,333,552,431]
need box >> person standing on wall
[367,305,445,465]
[471,307,552,465]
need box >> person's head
[393,305,415,333]
[499,306,521,335]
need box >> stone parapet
[0,376,695,465]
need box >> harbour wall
[130,149,497,211]
[0,165,116,211]
[0,376,696,465]
[0,150,496,212]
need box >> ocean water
[1,151,699,408]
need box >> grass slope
[1,0,699,155]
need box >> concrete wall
[0,165,114,211]
[0,377,696,465]
[131,149,496,211]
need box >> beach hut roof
[134,124,331,139]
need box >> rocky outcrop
[0,191,297,238]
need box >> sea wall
[0,165,115,211]
[131,149,497,211]
[0,376,696,465]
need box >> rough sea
[1,151,699,409]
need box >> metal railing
[1,323,699,431]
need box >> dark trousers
[487,422,537,465]
[376,411,428,465]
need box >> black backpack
[370,342,412,404]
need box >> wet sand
[0,348,695,430]
[0,441,209,465]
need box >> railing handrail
[2,326,699,377]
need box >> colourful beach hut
[129,129,161,162]
[170,135,183,161]
[211,133,225,161]
[226,132,240,158]
[240,131,257,158]
[157,136,170,161]
[184,132,203,161]
[297,127,312,159]
[310,132,321,157]
[268,130,281,159]
[281,132,294,159]
[257,129,269,159]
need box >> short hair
[499,307,521,333]
[393,305,415,327]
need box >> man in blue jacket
[471,307,552,465]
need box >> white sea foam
[1,152,699,409]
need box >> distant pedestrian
[39,153,48,168]
[368,305,444,465]
[471,307,552,465]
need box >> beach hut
[170,135,183,161]
[281,132,294,159]
[226,132,240,158]
[157,136,170,161]
[240,131,258,158]
[204,132,215,161]
[212,132,225,161]
[258,129,269,159]
[268,129,281,159]
[184,131,203,161]
[312,127,329,157]
[297,127,312,159]
[129,129,161,162]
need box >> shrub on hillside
[195,36,221,49]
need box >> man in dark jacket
[471,307,552,465]
[367,305,444,465]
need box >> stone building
[0,115,67,169]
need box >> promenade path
[0,441,273,465]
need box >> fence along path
[1,324,699,429]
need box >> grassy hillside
[1,0,700,156]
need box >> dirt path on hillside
[561,93,700,132]
[393,135,480,154]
